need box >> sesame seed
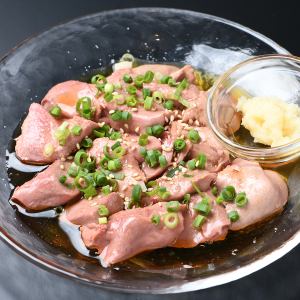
[124,124,129,129]
[76,143,80,149]
[195,120,200,126]
[60,157,66,162]
[109,110,115,114]
[135,127,140,133]
[98,122,105,127]
[188,119,193,125]
[165,117,169,123]
[60,164,65,170]
[170,115,174,122]
[131,108,138,112]
[119,128,124,134]
[195,160,200,167]
[67,156,73,160]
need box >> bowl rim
[0,7,298,294]
[207,54,300,163]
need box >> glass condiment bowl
[207,54,300,167]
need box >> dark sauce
[5,63,294,270]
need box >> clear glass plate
[0,7,299,294]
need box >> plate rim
[0,7,297,294]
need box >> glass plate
[0,7,299,294]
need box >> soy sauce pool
[5,63,295,271]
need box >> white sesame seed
[165,117,169,123]
[67,156,73,160]
[98,122,105,127]
[60,164,65,170]
[170,115,174,122]
[76,143,80,150]
[195,120,200,126]
[60,157,66,162]
[131,108,138,112]
[109,110,115,114]
[124,124,129,129]
[135,126,140,133]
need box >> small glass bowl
[207,54,300,167]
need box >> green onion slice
[163,212,179,229]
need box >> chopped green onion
[81,138,93,149]
[59,175,67,184]
[104,92,113,102]
[228,211,240,222]
[126,95,138,107]
[151,214,160,225]
[122,111,131,121]
[138,133,149,146]
[152,91,164,103]
[91,74,107,85]
[163,212,179,229]
[144,96,154,110]
[111,141,121,151]
[174,78,188,100]
[139,147,147,158]
[235,192,248,207]
[166,167,180,178]
[74,150,95,170]
[188,129,201,144]
[160,75,172,84]
[143,70,154,83]
[221,186,236,202]
[145,149,160,168]
[93,124,110,138]
[193,197,211,216]
[98,217,108,224]
[98,204,109,217]
[104,83,114,94]
[123,74,133,83]
[216,196,224,205]
[109,131,122,140]
[71,125,82,136]
[197,153,207,169]
[110,179,118,192]
[50,105,61,117]
[187,159,196,170]
[153,124,164,136]
[211,186,218,196]
[103,144,113,159]
[166,201,180,212]
[112,146,126,158]
[107,158,122,171]
[142,88,151,99]
[163,100,174,110]
[115,95,126,105]
[178,160,186,167]
[183,194,191,205]
[99,157,109,169]
[101,185,111,195]
[94,172,109,187]
[167,78,177,87]
[134,75,144,88]
[193,215,206,229]
[67,164,79,177]
[126,85,137,95]
[110,110,132,121]
[132,184,142,204]
[54,121,70,146]
[159,155,168,167]
[43,143,54,157]
[173,139,186,152]
[76,97,93,119]
[146,126,153,136]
